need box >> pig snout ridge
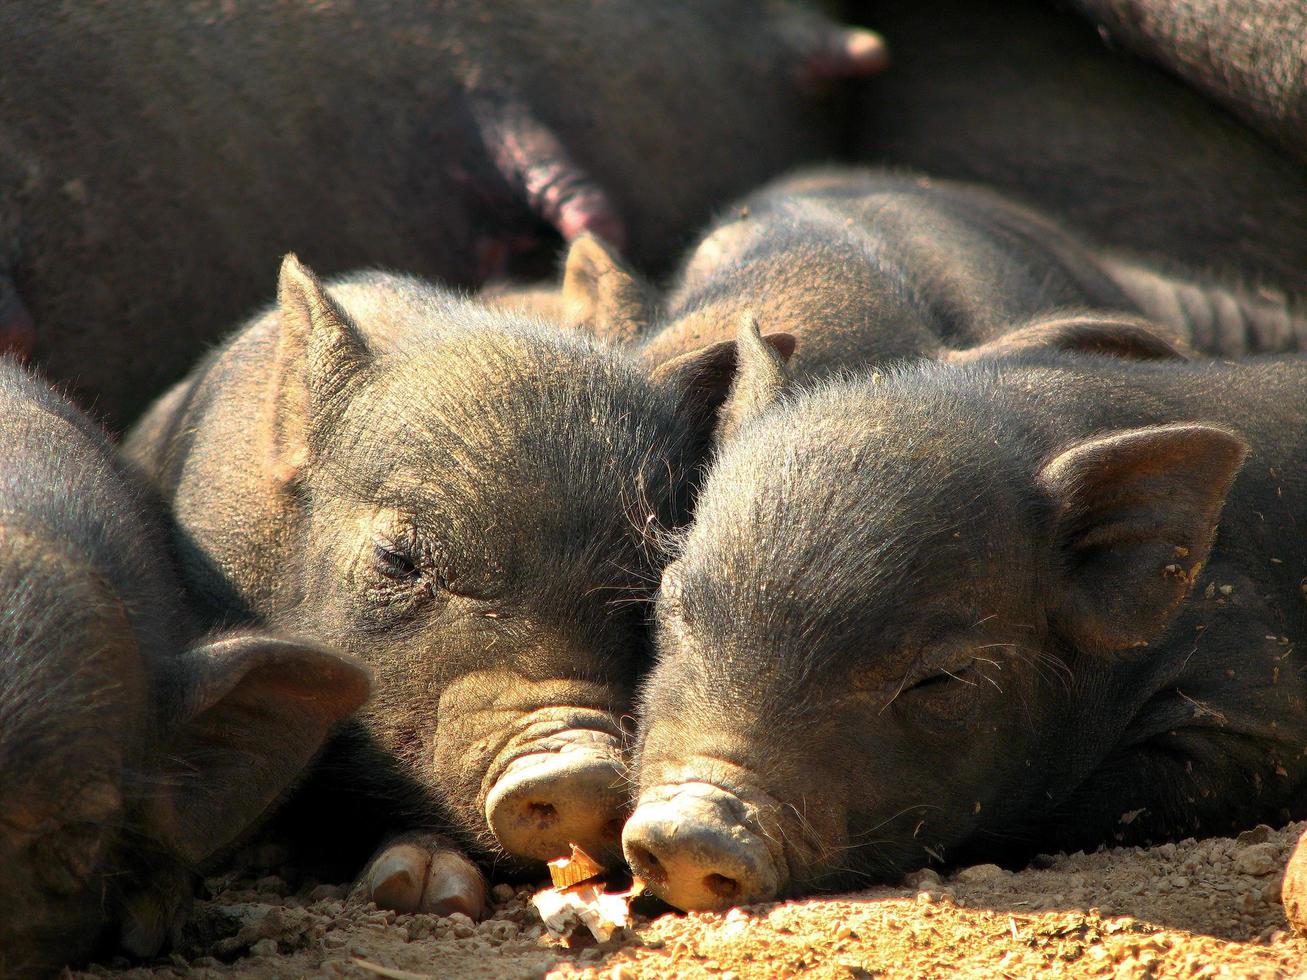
[622,783,781,911]
[484,732,626,865]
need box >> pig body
[0,359,369,974]
[1068,0,1307,166]
[567,169,1303,376]
[123,258,775,913]
[0,0,878,427]
[856,0,1307,294]
[626,344,1307,909]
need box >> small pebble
[903,867,942,889]
[308,883,347,902]
[248,938,279,957]
[1236,843,1280,877]
[1237,826,1272,846]
[955,863,1006,884]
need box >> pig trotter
[780,14,890,88]
[357,833,488,919]
[0,275,35,360]
[1283,826,1307,934]
[477,99,626,249]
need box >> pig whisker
[943,667,976,686]
[847,803,943,842]
[878,671,913,715]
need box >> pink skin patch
[0,289,35,361]
[516,156,626,251]
[482,101,628,253]
[796,27,891,90]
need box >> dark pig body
[1069,0,1307,166]
[855,0,1307,294]
[0,359,369,975]
[626,339,1307,909]
[0,0,879,426]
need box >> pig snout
[484,728,626,864]
[622,782,782,911]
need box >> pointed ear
[1039,424,1247,653]
[146,633,371,865]
[650,317,794,440]
[561,234,653,344]
[717,314,795,442]
[268,254,371,482]
[948,315,1189,363]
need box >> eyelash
[374,541,421,581]
[905,656,977,694]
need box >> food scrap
[531,844,646,943]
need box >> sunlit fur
[636,354,1307,898]
[126,271,728,869]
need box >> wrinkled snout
[485,730,627,864]
[622,783,781,911]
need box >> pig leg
[775,8,890,90]
[0,273,35,359]
[1284,827,1307,935]
[1102,256,1307,356]
[354,831,488,920]
[476,99,627,251]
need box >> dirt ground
[76,822,1307,979]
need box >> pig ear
[948,315,1189,363]
[1039,424,1247,653]
[650,318,795,437]
[147,632,371,865]
[561,234,653,344]
[269,254,372,481]
[716,314,795,442]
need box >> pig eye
[905,659,977,693]
[905,671,960,694]
[374,541,420,580]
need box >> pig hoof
[364,841,487,919]
[1282,827,1307,934]
[782,12,890,89]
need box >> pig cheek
[0,846,111,973]
[355,661,445,775]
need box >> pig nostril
[628,844,666,884]
[703,872,740,901]
[526,801,558,824]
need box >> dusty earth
[72,823,1307,979]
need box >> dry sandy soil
[76,822,1307,979]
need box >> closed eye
[374,541,420,580]
[905,660,977,694]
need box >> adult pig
[854,0,1307,294]
[0,0,881,427]
[0,358,370,975]
[123,256,791,915]
[560,168,1303,377]
[625,323,1307,910]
